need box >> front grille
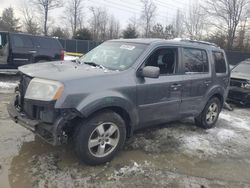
[230,78,247,87]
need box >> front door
[136,47,182,126]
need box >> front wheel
[195,97,222,129]
[74,110,126,165]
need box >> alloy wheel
[88,122,120,158]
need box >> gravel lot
[0,75,250,188]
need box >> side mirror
[140,66,160,78]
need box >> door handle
[204,80,212,86]
[28,50,37,54]
[171,84,182,90]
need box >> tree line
[0,0,250,51]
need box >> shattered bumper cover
[228,86,250,105]
[7,97,68,146]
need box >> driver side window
[145,48,177,75]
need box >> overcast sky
[0,0,192,29]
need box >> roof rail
[173,38,219,48]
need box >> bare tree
[128,15,139,29]
[236,17,248,50]
[172,9,184,38]
[89,7,109,41]
[21,3,40,34]
[107,15,120,39]
[32,0,62,36]
[184,2,205,40]
[205,0,250,49]
[65,0,84,36]
[140,0,157,37]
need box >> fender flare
[202,85,226,109]
[76,92,139,128]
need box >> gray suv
[8,39,230,165]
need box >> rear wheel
[195,97,222,129]
[74,110,126,165]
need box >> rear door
[180,47,212,116]
[10,34,36,67]
[35,37,62,61]
[212,51,230,92]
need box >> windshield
[232,62,250,74]
[78,42,147,70]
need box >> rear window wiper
[84,62,106,70]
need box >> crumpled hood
[18,61,115,81]
[231,71,250,81]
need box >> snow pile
[220,113,250,131]
[0,81,18,89]
[180,135,218,157]
[128,110,250,159]
[29,153,152,188]
[113,161,149,177]
[208,128,237,143]
[64,55,78,61]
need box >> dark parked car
[8,39,230,165]
[0,31,64,70]
[228,60,250,105]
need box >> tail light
[60,50,64,60]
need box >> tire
[74,110,126,165]
[195,97,222,129]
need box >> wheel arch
[87,106,134,137]
[204,85,226,108]
[209,93,224,107]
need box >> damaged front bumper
[228,86,250,105]
[7,97,70,146]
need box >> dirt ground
[0,76,250,188]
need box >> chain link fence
[225,50,250,65]
[58,39,102,54]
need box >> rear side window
[213,52,227,73]
[183,48,209,73]
[38,37,60,49]
[12,34,33,48]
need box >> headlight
[24,78,64,101]
[243,83,250,89]
[241,81,250,89]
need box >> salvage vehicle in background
[8,38,230,165]
[228,60,250,105]
[0,31,64,71]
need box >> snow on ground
[64,55,79,61]
[128,109,250,159]
[220,112,250,131]
[0,81,18,89]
